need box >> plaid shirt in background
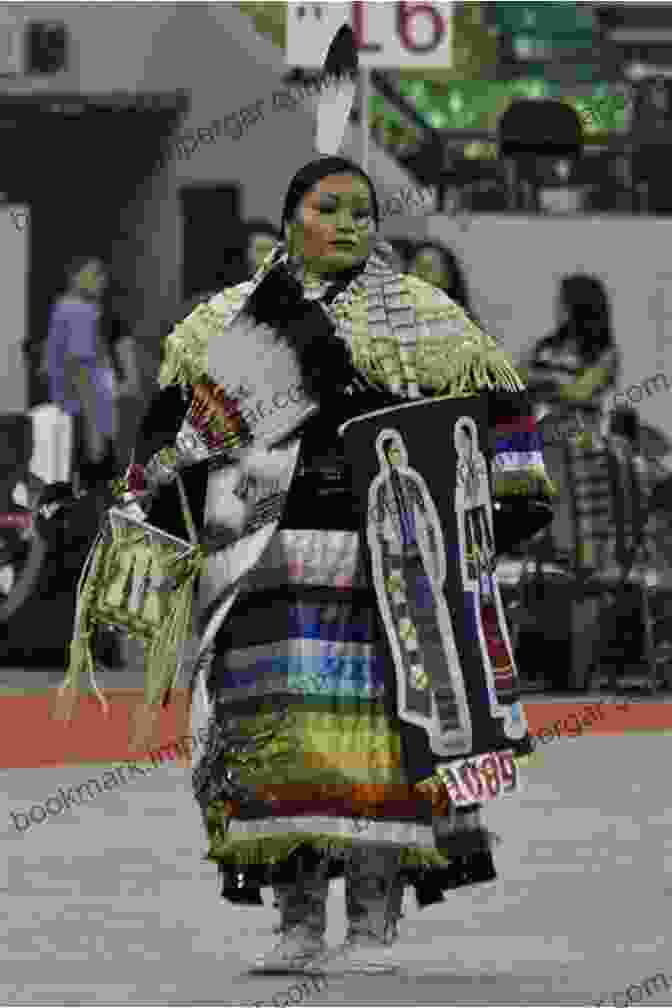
[636,453,672,577]
[521,332,620,418]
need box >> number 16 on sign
[286,3,454,68]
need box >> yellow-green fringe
[205,832,454,871]
[419,346,525,399]
[59,530,110,707]
[157,271,526,404]
[144,549,204,705]
[493,470,558,499]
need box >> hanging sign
[286,1,454,69]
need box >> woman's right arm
[111,288,251,513]
[110,384,192,514]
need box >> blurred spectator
[46,257,118,492]
[635,77,672,138]
[632,78,672,214]
[536,156,585,215]
[408,241,482,326]
[104,289,143,469]
[242,218,281,277]
[611,404,672,583]
[585,155,634,214]
[520,272,620,434]
[103,291,141,402]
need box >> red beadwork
[126,464,147,493]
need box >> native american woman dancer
[59,27,554,977]
[86,152,553,974]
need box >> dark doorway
[180,184,244,301]
[0,93,187,409]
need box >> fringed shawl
[159,239,524,404]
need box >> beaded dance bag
[52,471,205,750]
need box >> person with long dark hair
[408,241,482,327]
[522,272,620,432]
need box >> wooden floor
[3,734,671,1005]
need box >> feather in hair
[312,25,434,218]
[314,24,358,156]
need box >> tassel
[50,681,81,723]
[51,530,108,722]
[144,559,201,702]
[128,700,163,753]
[127,540,152,618]
[100,527,136,616]
[128,552,203,751]
[138,544,164,630]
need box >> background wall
[4,2,412,379]
[426,214,672,445]
[0,205,29,413]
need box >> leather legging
[273,845,404,944]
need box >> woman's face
[248,233,277,273]
[74,259,106,298]
[411,248,449,290]
[287,173,375,274]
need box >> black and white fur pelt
[242,260,362,406]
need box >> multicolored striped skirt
[191,528,499,904]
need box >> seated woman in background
[611,404,672,576]
[520,272,620,441]
[408,241,482,328]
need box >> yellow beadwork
[412,668,429,690]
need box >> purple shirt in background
[46,296,115,438]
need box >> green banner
[493,3,596,43]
